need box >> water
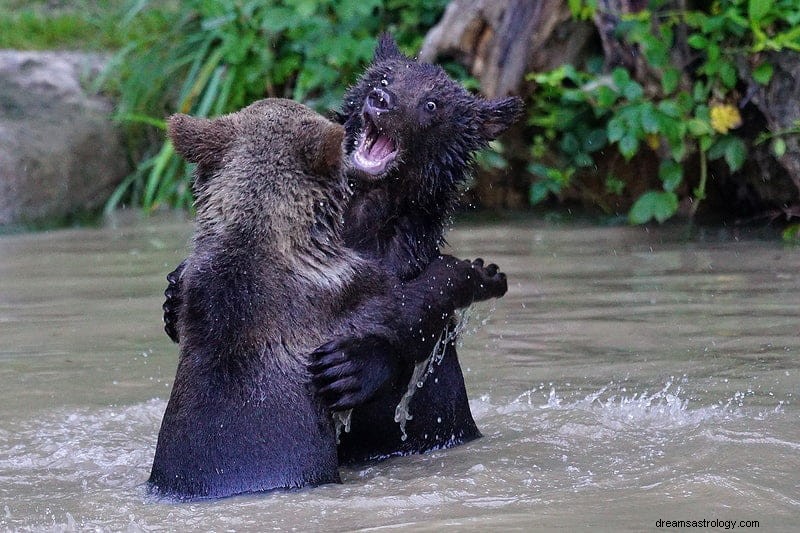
[1,215,798,531]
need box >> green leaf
[607,117,626,143]
[707,43,721,62]
[662,68,680,95]
[658,100,681,118]
[748,0,773,22]
[692,80,708,102]
[561,132,581,155]
[724,137,747,171]
[619,134,640,160]
[707,138,728,160]
[642,34,669,68]
[772,137,787,158]
[753,62,774,85]
[529,179,559,204]
[641,104,660,134]
[687,34,708,49]
[659,160,683,192]
[623,79,644,101]
[687,118,713,136]
[574,152,594,167]
[670,141,687,162]
[583,128,608,153]
[782,223,800,243]
[719,61,738,88]
[596,85,618,108]
[629,191,679,224]
[612,67,631,90]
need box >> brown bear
[148,98,507,500]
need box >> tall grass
[101,0,449,212]
[0,1,167,50]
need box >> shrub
[102,0,449,212]
[527,0,800,224]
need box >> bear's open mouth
[351,113,397,177]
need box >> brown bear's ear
[167,114,235,171]
[373,33,406,62]
[303,119,345,176]
[477,96,524,140]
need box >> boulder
[0,50,129,226]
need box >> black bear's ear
[168,114,234,171]
[478,96,524,140]
[373,33,405,62]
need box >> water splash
[393,305,486,440]
[333,409,352,442]
[491,380,751,433]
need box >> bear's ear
[302,119,345,176]
[168,114,235,171]
[373,33,406,62]
[477,96,524,140]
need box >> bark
[420,0,594,208]
[420,0,593,99]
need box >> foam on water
[0,400,166,531]
[0,399,164,481]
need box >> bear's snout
[366,88,395,115]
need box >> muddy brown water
[0,215,798,531]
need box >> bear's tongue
[368,134,395,160]
[352,127,397,176]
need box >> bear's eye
[380,78,389,87]
[425,101,437,112]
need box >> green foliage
[527,0,800,224]
[629,191,679,225]
[103,0,448,212]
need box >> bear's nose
[366,88,395,112]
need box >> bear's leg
[336,341,479,464]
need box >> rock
[0,50,129,226]
[741,52,800,212]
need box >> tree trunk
[420,0,595,208]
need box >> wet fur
[150,98,507,499]
[149,100,358,499]
[330,36,523,462]
[161,36,521,466]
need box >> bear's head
[168,99,347,255]
[340,35,523,191]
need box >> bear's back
[150,99,368,499]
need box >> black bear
[313,35,523,462]
[163,35,523,464]
[149,98,507,500]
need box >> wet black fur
[328,35,522,463]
